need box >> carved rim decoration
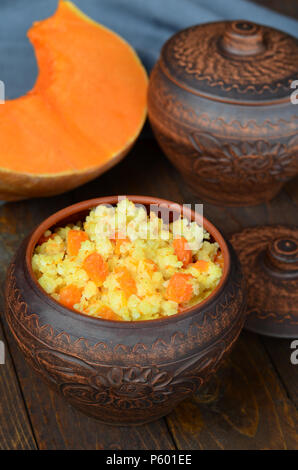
[230,225,298,338]
[25,195,230,326]
[160,21,298,103]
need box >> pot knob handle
[220,21,266,56]
[262,237,298,280]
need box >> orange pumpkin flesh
[0,0,148,200]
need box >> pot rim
[25,195,230,329]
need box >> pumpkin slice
[0,0,147,200]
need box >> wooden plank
[166,331,298,450]
[262,336,298,407]
[0,323,37,450]
[0,200,39,449]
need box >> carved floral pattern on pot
[150,122,297,204]
[189,133,298,185]
[230,225,298,338]
[89,366,175,409]
[22,340,228,410]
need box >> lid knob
[220,21,266,56]
[263,237,298,279]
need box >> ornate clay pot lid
[160,20,298,103]
[230,225,298,338]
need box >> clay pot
[230,225,298,338]
[148,21,298,206]
[5,196,246,425]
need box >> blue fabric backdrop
[0,0,297,99]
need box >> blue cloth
[0,0,297,99]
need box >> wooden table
[0,0,297,451]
